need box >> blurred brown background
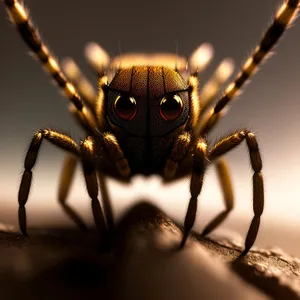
[0,0,300,255]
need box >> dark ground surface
[0,202,299,300]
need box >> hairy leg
[18,129,80,234]
[208,130,264,256]
[80,137,107,245]
[3,0,91,125]
[198,0,299,136]
[180,138,207,248]
[102,133,130,177]
[163,132,192,180]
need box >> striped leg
[18,129,80,234]
[63,55,108,131]
[3,0,90,123]
[199,0,300,136]
[63,53,109,131]
[198,58,234,115]
[208,130,264,256]
[194,59,234,137]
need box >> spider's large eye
[114,95,137,120]
[160,94,183,121]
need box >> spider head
[105,66,189,137]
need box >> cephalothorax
[3,0,299,255]
[106,66,190,175]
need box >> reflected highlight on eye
[160,94,183,121]
[114,95,137,120]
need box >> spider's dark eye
[114,95,137,120]
[159,94,183,121]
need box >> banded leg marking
[3,0,90,115]
[199,58,234,115]
[199,0,300,135]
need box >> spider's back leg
[62,57,97,110]
[198,0,300,136]
[3,0,92,122]
[58,154,89,232]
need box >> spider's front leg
[80,133,130,245]
[80,137,107,244]
[208,130,264,256]
[180,138,207,248]
[162,133,207,248]
[58,154,115,235]
[18,129,80,234]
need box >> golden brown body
[3,0,299,255]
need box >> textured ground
[0,202,299,300]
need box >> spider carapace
[2,0,300,256]
[106,66,190,175]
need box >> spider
[2,0,299,256]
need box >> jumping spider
[3,0,299,255]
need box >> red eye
[160,94,183,121]
[114,95,137,120]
